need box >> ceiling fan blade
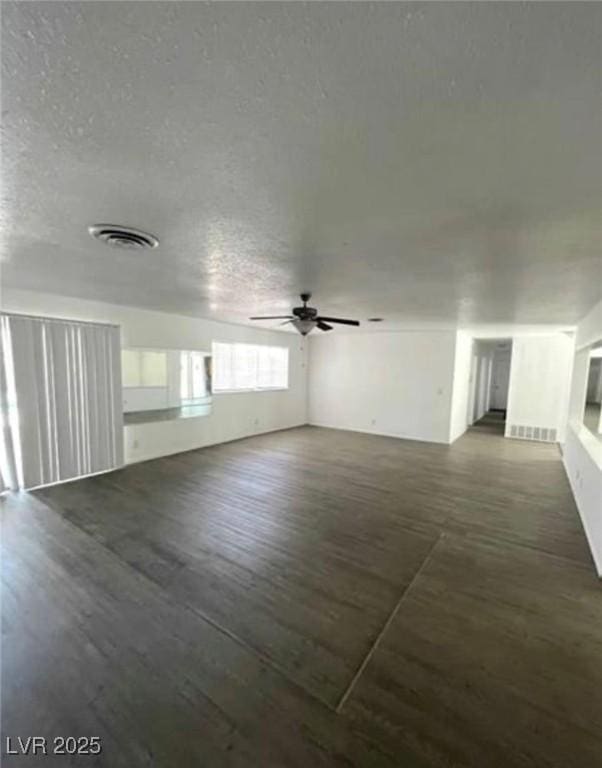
[317,321,333,331]
[279,320,293,326]
[316,316,360,326]
[249,315,294,320]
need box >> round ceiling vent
[88,224,159,250]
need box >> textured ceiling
[1,2,601,328]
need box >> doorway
[468,339,513,436]
[490,342,512,414]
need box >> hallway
[471,410,507,436]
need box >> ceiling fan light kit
[250,293,361,336]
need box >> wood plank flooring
[1,420,601,767]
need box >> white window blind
[0,314,124,491]
[212,342,288,392]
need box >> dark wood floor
[470,409,506,436]
[2,421,601,767]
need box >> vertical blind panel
[5,315,123,489]
[0,323,20,490]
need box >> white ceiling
[1,2,601,329]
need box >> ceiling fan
[250,293,360,336]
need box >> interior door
[490,350,511,410]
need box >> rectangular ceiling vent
[509,425,557,443]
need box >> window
[212,342,288,392]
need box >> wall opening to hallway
[467,339,513,437]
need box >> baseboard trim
[308,421,450,445]
[124,422,309,466]
[448,426,468,445]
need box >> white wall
[308,328,576,447]
[562,299,602,576]
[489,346,512,410]
[472,342,495,423]
[1,289,308,463]
[448,332,473,443]
[568,347,590,424]
[575,299,602,349]
[505,334,574,443]
[563,427,602,575]
[308,330,457,444]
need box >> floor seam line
[168,592,339,713]
[335,531,445,714]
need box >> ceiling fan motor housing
[249,292,359,335]
[292,305,317,319]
